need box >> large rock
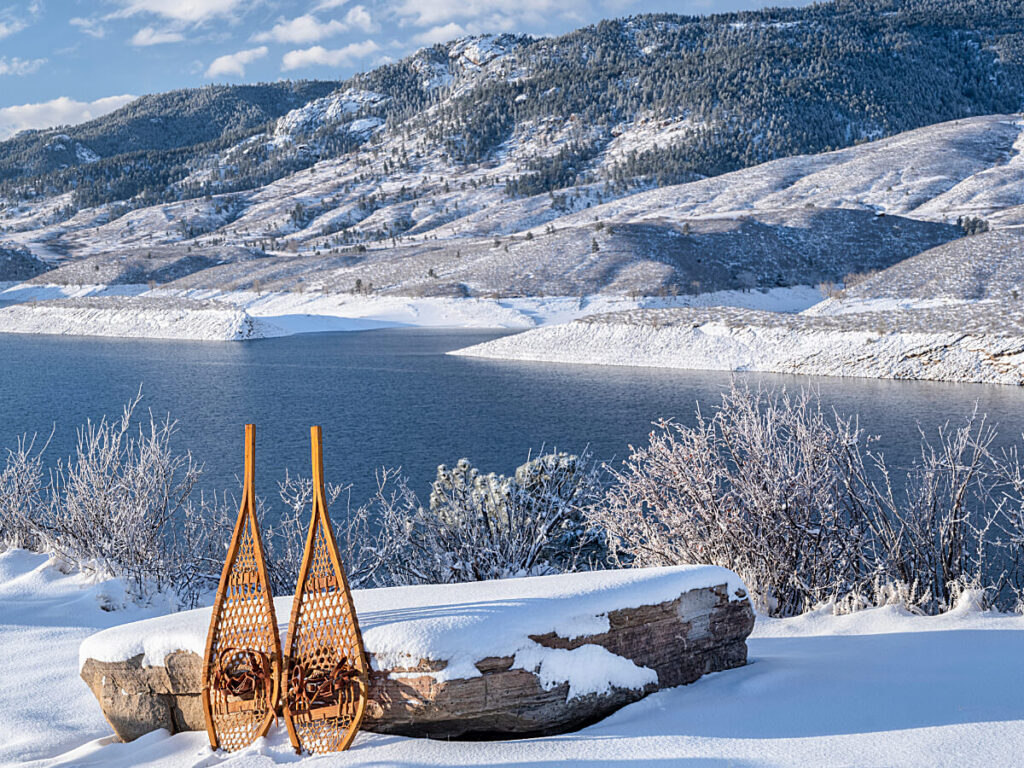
[80,566,753,742]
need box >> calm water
[1,328,1022,518]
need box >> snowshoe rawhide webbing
[282,425,369,754]
[202,424,282,752]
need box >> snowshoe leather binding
[202,424,283,752]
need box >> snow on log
[452,304,1024,386]
[0,296,284,341]
[79,565,753,741]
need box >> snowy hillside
[2,0,1024,295]
[13,112,1024,295]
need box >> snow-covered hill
[10,113,1024,296]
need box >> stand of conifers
[201,424,368,755]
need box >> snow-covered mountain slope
[15,112,1024,296]
[2,0,1024,297]
[551,115,1024,228]
[820,229,1024,303]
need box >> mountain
[0,82,342,183]
[4,0,1024,207]
[1,0,1024,292]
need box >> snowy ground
[0,283,823,340]
[3,550,1024,767]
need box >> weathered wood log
[80,568,754,742]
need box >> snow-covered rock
[273,89,386,139]
[79,565,752,741]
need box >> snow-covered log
[79,566,752,741]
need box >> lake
[1,327,1022,518]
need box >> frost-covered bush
[591,384,1024,617]
[839,408,1008,615]
[34,395,203,602]
[591,386,868,616]
[366,451,603,586]
[267,471,381,593]
[0,436,47,550]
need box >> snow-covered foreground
[4,550,1024,768]
[0,283,822,341]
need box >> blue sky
[0,0,809,138]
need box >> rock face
[80,570,753,742]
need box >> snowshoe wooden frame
[282,425,369,754]
[202,424,282,752]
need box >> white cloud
[70,17,106,38]
[281,40,380,71]
[0,56,46,76]
[412,22,467,45]
[205,46,268,78]
[253,15,347,44]
[0,95,136,140]
[130,26,185,46]
[0,18,27,39]
[253,5,377,44]
[344,5,378,33]
[111,0,246,24]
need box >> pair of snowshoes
[201,425,368,755]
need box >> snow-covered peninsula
[452,303,1024,386]
[0,297,281,341]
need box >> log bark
[81,582,753,742]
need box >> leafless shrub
[0,435,48,550]
[268,471,375,593]
[591,386,867,615]
[838,408,1006,614]
[817,280,840,298]
[35,393,202,601]
[590,384,1024,617]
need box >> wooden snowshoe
[202,424,282,752]
[282,426,369,754]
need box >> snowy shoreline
[0,282,822,341]
[452,304,1024,386]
